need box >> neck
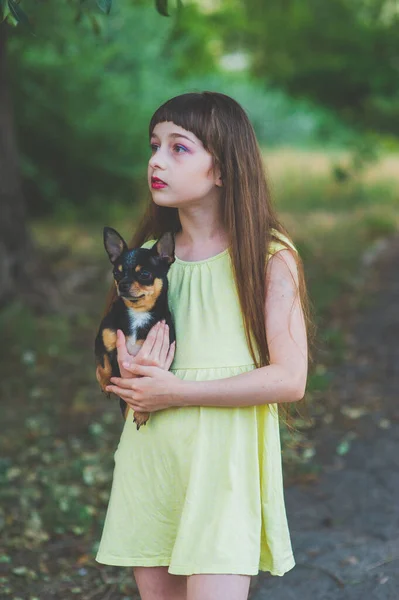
[176,195,228,249]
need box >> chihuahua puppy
[95,227,176,429]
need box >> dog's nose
[119,281,131,293]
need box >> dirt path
[251,234,399,599]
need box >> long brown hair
[104,91,317,428]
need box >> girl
[95,91,314,600]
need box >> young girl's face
[148,121,222,208]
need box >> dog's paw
[133,412,150,430]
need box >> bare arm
[175,249,308,408]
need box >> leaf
[0,0,8,22]
[74,9,83,24]
[0,554,11,563]
[97,0,112,15]
[7,0,29,27]
[90,14,102,35]
[12,566,29,576]
[156,0,169,17]
[5,12,18,26]
[340,406,368,419]
[336,440,350,455]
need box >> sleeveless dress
[95,229,297,576]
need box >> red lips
[151,176,167,184]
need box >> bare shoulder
[266,247,300,290]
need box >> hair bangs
[148,92,215,154]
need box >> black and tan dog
[95,227,176,429]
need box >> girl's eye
[173,144,188,153]
[149,143,188,154]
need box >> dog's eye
[139,270,153,282]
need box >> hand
[106,363,182,414]
[116,320,176,379]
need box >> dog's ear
[151,232,175,265]
[103,227,128,263]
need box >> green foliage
[239,0,399,136]
[7,2,203,215]
[188,72,357,148]
[5,0,30,27]
[97,0,113,15]
[0,299,72,361]
[0,0,172,24]
[7,1,357,218]
[361,208,398,238]
[272,167,398,215]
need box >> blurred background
[1,0,398,598]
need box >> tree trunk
[0,23,60,312]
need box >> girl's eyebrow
[150,132,197,145]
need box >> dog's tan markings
[122,298,136,309]
[139,277,163,311]
[123,404,150,428]
[133,411,150,430]
[121,278,163,313]
[130,282,144,296]
[102,328,117,352]
[96,354,112,393]
[152,277,163,299]
[122,298,141,309]
[118,264,123,272]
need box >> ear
[213,161,223,187]
[151,232,175,265]
[103,227,128,263]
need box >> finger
[152,320,167,361]
[109,376,136,389]
[116,328,127,349]
[140,320,164,363]
[121,362,155,378]
[140,358,160,367]
[117,394,146,413]
[138,321,161,358]
[159,324,170,365]
[165,341,176,370]
[105,385,133,400]
[116,329,130,363]
[105,386,148,413]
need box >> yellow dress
[95,229,297,576]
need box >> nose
[119,281,130,294]
[148,147,166,171]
